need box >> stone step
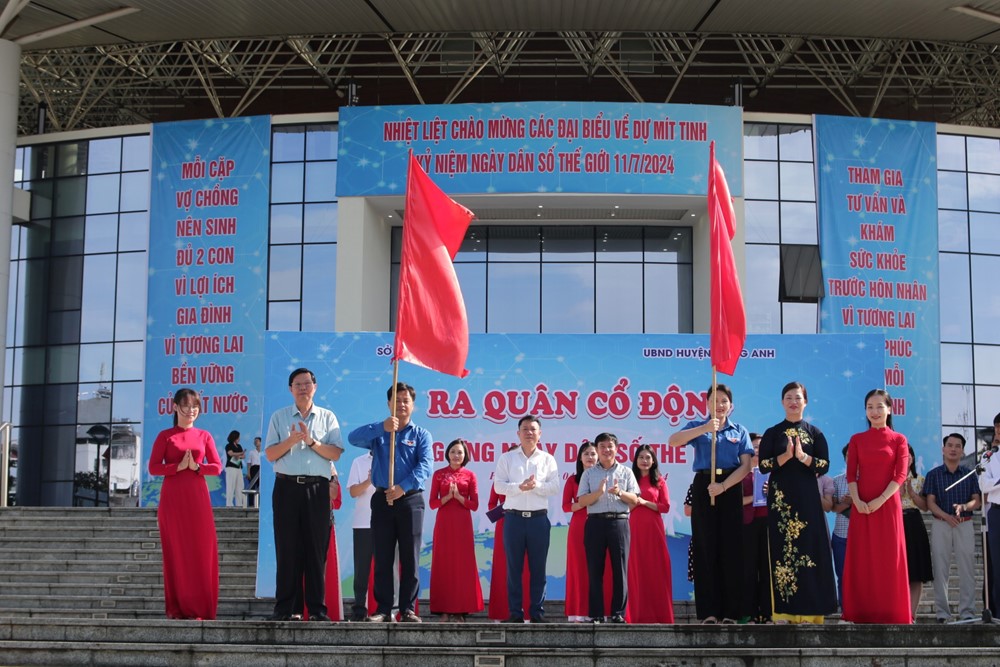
[0,582,258,598]
[0,536,258,550]
[0,548,257,564]
[0,594,273,615]
[0,526,258,540]
[0,570,252,586]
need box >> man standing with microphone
[978,413,1000,615]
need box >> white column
[335,196,392,332]
[0,39,21,417]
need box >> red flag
[393,154,475,378]
[708,141,746,376]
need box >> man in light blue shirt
[578,433,639,623]
[264,368,343,622]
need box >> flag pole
[387,359,400,506]
[710,366,718,507]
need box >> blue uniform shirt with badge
[680,418,753,472]
[348,421,432,493]
[266,403,342,477]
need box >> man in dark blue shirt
[348,382,432,622]
[922,433,982,622]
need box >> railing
[0,422,11,508]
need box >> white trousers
[225,467,245,507]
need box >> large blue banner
[337,102,743,196]
[255,332,883,604]
[816,116,941,464]
[142,116,271,506]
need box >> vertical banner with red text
[142,116,271,506]
[816,115,940,461]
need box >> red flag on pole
[393,154,475,378]
[708,141,746,376]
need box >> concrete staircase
[0,507,268,620]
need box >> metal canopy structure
[4,0,1000,135]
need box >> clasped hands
[784,434,809,464]
[290,421,315,447]
[597,477,622,498]
[177,450,200,472]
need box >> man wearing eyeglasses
[265,367,343,622]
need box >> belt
[935,515,973,523]
[697,468,737,477]
[275,472,329,485]
[590,512,629,519]
[375,487,423,497]
[505,509,547,518]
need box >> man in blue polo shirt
[264,368,343,622]
[923,432,982,623]
[349,382,432,623]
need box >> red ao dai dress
[563,476,615,620]
[627,474,675,623]
[429,465,484,615]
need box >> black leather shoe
[400,611,422,623]
[529,616,547,624]
[501,615,524,623]
[589,617,603,624]
[308,612,331,622]
[609,615,626,624]
[267,613,292,621]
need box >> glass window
[115,253,147,341]
[16,347,45,385]
[455,263,486,333]
[972,254,1000,344]
[46,345,79,384]
[941,343,973,384]
[967,137,999,175]
[743,124,778,160]
[268,301,300,330]
[782,303,817,333]
[304,161,337,202]
[272,126,305,161]
[939,253,971,343]
[779,162,816,201]
[47,310,80,345]
[301,244,337,331]
[121,135,151,172]
[51,216,85,256]
[778,126,814,161]
[305,125,338,160]
[271,163,304,203]
[970,212,1000,254]
[55,177,87,217]
[937,134,967,171]
[968,173,1000,213]
[973,345,1000,384]
[489,227,540,261]
[56,143,88,177]
[80,254,116,342]
[937,171,968,210]
[745,201,779,244]
[643,263,692,333]
[79,343,113,382]
[542,227,594,262]
[87,138,122,174]
[975,386,1000,432]
[541,264,594,332]
[111,381,143,423]
[745,244,780,333]
[85,214,118,254]
[744,161,779,200]
[270,204,303,244]
[268,245,302,300]
[938,210,968,252]
[456,227,487,262]
[596,263,642,333]
[780,202,817,244]
[118,212,149,252]
[596,226,642,261]
[644,227,691,263]
[487,264,540,332]
[113,341,143,380]
[941,384,974,426]
[49,256,83,311]
[120,171,150,212]
[86,174,120,215]
[304,203,338,243]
